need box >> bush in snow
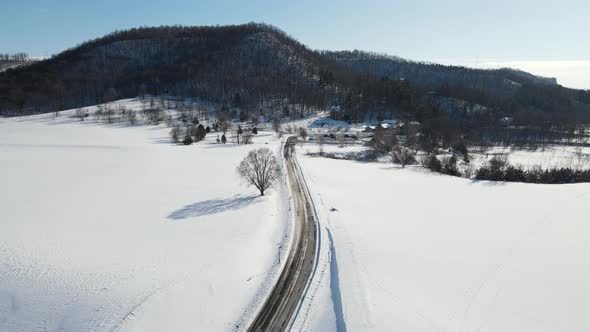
[194,124,207,142]
[441,155,461,176]
[489,154,509,172]
[144,108,163,125]
[75,108,87,121]
[391,147,416,168]
[170,126,182,143]
[421,154,442,173]
[182,132,193,145]
[475,165,590,184]
[453,140,470,163]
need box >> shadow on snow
[167,194,260,220]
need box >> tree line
[0,53,29,62]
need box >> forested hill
[1,23,589,133]
[323,50,558,97]
[323,50,590,127]
[0,23,344,116]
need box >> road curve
[248,136,318,332]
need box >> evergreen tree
[183,132,193,145]
[195,124,207,142]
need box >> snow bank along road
[248,137,318,331]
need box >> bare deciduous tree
[128,110,137,126]
[170,126,182,143]
[272,117,282,135]
[242,132,253,144]
[237,148,281,196]
[391,147,416,168]
[219,119,229,135]
[75,108,86,121]
[299,127,308,141]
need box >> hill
[1,23,590,146]
[323,50,590,130]
[323,50,558,96]
[0,23,341,116]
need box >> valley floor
[298,143,590,332]
[0,108,290,331]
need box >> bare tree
[75,108,86,121]
[489,154,509,171]
[170,126,182,143]
[104,107,115,124]
[406,123,419,153]
[237,148,281,196]
[236,125,243,144]
[242,132,253,144]
[391,147,416,168]
[299,127,308,141]
[272,117,282,135]
[252,114,260,128]
[94,104,103,120]
[219,120,230,135]
[128,110,137,126]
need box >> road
[248,136,318,332]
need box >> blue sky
[2,0,589,88]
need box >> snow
[297,144,590,332]
[0,102,291,331]
[463,145,590,171]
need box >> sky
[1,0,589,89]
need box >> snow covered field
[0,105,290,331]
[464,145,590,171]
[298,144,590,332]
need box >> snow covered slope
[0,107,290,331]
[298,144,590,332]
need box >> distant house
[329,105,342,120]
[398,121,421,136]
[380,119,399,128]
[366,121,420,138]
[371,124,399,151]
[499,117,513,127]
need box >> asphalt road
[248,137,318,332]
